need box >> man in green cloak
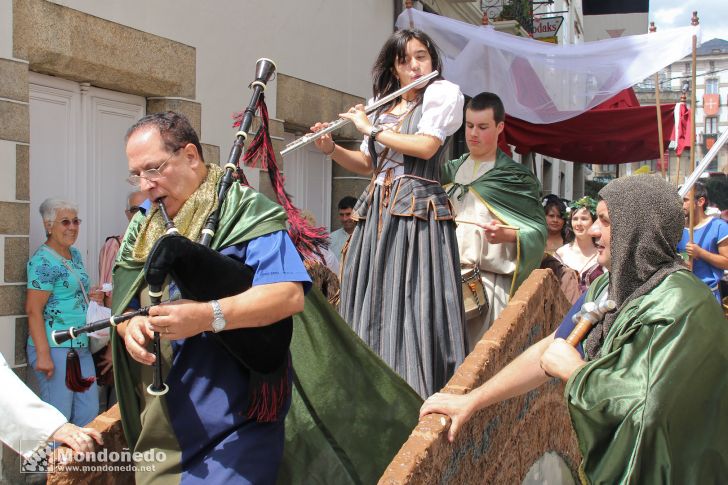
[421,174,728,483]
[111,112,421,485]
[442,92,546,350]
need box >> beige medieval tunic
[452,157,517,350]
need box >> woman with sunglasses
[26,198,103,428]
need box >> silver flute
[280,70,439,156]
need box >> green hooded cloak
[566,270,728,484]
[442,149,547,295]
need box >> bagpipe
[52,59,294,415]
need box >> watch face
[212,317,226,332]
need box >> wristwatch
[369,125,384,139]
[209,299,227,333]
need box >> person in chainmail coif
[581,174,686,358]
[420,174,728,484]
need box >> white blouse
[360,79,464,184]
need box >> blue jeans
[27,345,99,426]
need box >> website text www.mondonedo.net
[21,445,166,474]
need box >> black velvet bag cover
[143,234,293,375]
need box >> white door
[29,73,145,283]
[282,132,332,229]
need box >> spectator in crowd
[95,190,148,412]
[328,196,357,262]
[301,210,340,276]
[99,190,148,306]
[542,195,572,255]
[678,181,728,301]
[26,198,103,428]
[555,196,604,294]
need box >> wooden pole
[650,22,667,179]
[688,11,699,264]
[675,90,686,186]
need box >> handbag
[461,266,488,320]
[55,252,111,353]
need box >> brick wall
[379,269,580,484]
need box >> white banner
[396,9,699,124]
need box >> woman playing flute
[311,29,465,398]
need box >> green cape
[111,183,421,483]
[111,182,288,449]
[280,288,422,484]
[566,271,728,484]
[442,150,547,294]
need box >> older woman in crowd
[26,198,102,426]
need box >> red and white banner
[669,102,691,156]
[703,94,720,116]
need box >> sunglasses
[55,218,82,227]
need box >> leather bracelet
[323,143,336,156]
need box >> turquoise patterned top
[26,245,89,348]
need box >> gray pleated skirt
[340,177,466,398]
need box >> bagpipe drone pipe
[141,57,293,409]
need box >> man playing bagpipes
[421,175,728,483]
[111,95,422,482]
[112,111,312,484]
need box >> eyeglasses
[126,206,146,215]
[55,218,82,227]
[126,148,180,186]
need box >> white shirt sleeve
[415,80,465,143]
[0,353,67,459]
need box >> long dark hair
[371,29,443,114]
[544,197,574,244]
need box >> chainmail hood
[584,174,685,359]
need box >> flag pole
[674,91,686,186]
[650,22,667,179]
[688,11,699,265]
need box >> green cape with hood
[442,149,546,295]
[566,271,728,484]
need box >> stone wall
[379,269,580,484]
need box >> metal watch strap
[210,299,226,333]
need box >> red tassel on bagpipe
[233,96,330,263]
[65,348,95,392]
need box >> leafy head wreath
[566,196,597,218]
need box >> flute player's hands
[339,104,372,136]
[310,122,335,155]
